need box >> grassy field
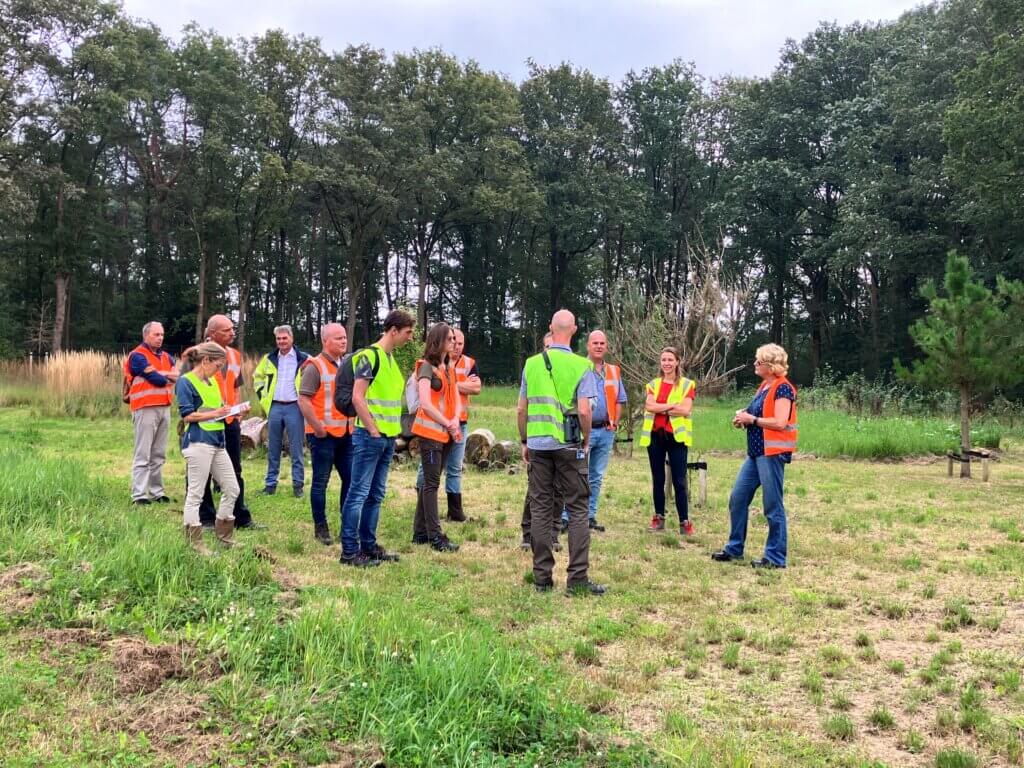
[1,396,1023,767]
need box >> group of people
[124,307,797,585]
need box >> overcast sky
[121,0,924,82]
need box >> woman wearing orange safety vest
[712,344,798,569]
[411,323,461,552]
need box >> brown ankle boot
[185,525,211,555]
[446,492,466,522]
[214,518,236,548]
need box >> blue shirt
[129,344,175,387]
[745,382,795,460]
[588,363,627,425]
[519,345,598,451]
[176,375,226,450]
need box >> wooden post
[947,453,954,477]
[698,467,708,507]
[982,456,990,482]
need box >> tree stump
[239,418,267,451]
[407,436,421,459]
[487,440,516,468]
[465,428,495,465]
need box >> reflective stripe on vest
[184,371,225,433]
[453,354,475,421]
[762,377,798,456]
[638,377,694,448]
[600,363,621,428]
[355,345,404,437]
[125,345,174,411]
[304,355,351,437]
[411,360,458,443]
[523,351,593,442]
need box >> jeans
[415,421,467,494]
[340,428,395,557]
[265,401,305,489]
[646,430,689,523]
[308,432,353,530]
[561,427,614,524]
[199,420,250,526]
[724,455,788,566]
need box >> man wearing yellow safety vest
[253,325,309,497]
[559,329,626,535]
[517,309,606,596]
[340,309,416,568]
[298,323,353,547]
[125,321,179,505]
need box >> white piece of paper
[215,401,250,420]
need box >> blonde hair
[755,343,789,377]
[183,341,226,367]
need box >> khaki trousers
[182,443,239,526]
[528,447,591,587]
[131,406,170,501]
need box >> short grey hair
[273,324,293,338]
[142,321,161,337]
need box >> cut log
[465,428,495,465]
[400,412,415,440]
[395,437,408,453]
[487,440,516,466]
[407,436,421,459]
[240,417,267,450]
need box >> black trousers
[647,430,688,522]
[199,420,250,526]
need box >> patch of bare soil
[320,741,386,767]
[110,637,187,694]
[116,690,224,766]
[0,562,48,614]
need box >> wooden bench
[947,448,993,481]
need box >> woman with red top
[639,347,696,535]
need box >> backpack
[405,361,442,414]
[334,347,381,417]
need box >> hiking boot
[184,525,211,555]
[364,545,399,563]
[430,536,459,553]
[132,498,152,506]
[534,582,554,593]
[446,492,467,522]
[152,495,172,504]
[589,519,605,532]
[293,485,304,499]
[214,519,236,548]
[340,552,380,568]
[751,557,785,570]
[566,581,607,597]
[260,485,277,496]
[681,520,695,536]
[711,550,741,562]
[412,532,429,545]
[648,515,665,532]
[314,523,333,546]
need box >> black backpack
[334,347,381,417]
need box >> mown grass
[2,401,1024,767]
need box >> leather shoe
[365,545,399,562]
[152,495,172,504]
[260,486,277,496]
[411,533,429,545]
[589,520,605,532]
[566,581,607,596]
[711,550,741,562]
[293,486,304,499]
[132,498,151,506]
[751,557,785,569]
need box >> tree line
[1,0,1021,384]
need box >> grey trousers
[182,443,239,526]
[528,447,591,587]
[131,406,170,501]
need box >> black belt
[272,399,298,404]
[592,421,608,429]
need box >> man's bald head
[549,309,577,346]
[321,322,347,359]
[587,330,607,362]
[452,328,465,358]
[205,314,234,346]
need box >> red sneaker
[681,520,695,536]
[648,515,665,532]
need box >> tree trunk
[237,268,253,356]
[52,272,70,353]
[959,381,971,479]
[195,238,208,343]
[417,247,429,334]
[867,265,880,376]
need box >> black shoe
[411,533,429,545]
[534,582,553,593]
[313,523,333,545]
[152,495,172,504]
[559,520,569,534]
[132,498,152,506]
[751,558,785,570]
[430,536,459,552]
[589,520,605,532]
[365,545,399,562]
[236,520,267,531]
[711,550,741,562]
[520,537,531,551]
[293,486,304,499]
[566,581,607,596]
[201,522,215,531]
[261,486,277,496]
[340,552,380,568]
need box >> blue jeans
[308,432,352,529]
[265,401,305,488]
[415,422,468,494]
[341,428,395,557]
[562,427,614,523]
[724,455,788,566]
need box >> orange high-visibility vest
[762,377,798,456]
[302,355,352,437]
[214,347,242,424]
[411,360,458,443]
[124,344,174,411]
[599,363,622,429]
[453,354,476,422]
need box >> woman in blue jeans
[712,343,798,569]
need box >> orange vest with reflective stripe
[762,377,798,456]
[453,354,475,422]
[302,355,352,437]
[599,363,622,429]
[124,344,174,411]
[411,360,458,443]
[214,347,242,424]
